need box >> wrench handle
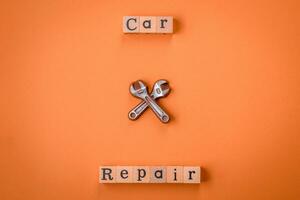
[128,94,158,120]
[145,95,170,123]
[128,101,149,120]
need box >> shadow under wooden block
[173,18,181,34]
[167,166,183,183]
[200,167,210,182]
[183,166,201,184]
[150,166,167,183]
[140,16,157,33]
[132,166,150,183]
[99,166,116,183]
[116,166,133,183]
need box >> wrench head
[151,80,170,98]
[129,80,148,99]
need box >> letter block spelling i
[167,166,183,183]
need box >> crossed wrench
[129,80,171,123]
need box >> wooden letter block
[183,166,201,184]
[123,16,140,33]
[116,166,133,183]
[133,166,150,183]
[156,16,173,33]
[167,166,183,183]
[99,166,116,183]
[150,166,167,183]
[140,16,157,33]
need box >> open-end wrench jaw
[152,79,170,98]
[129,80,148,98]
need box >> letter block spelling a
[150,166,166,183]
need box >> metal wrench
[130,80,170,123]
[128,80,170,120]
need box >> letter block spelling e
[116,166,133,183]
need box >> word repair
[99,166,200,184]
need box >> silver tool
[130,80,170,123]
[128,80,170,121]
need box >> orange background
[1,0,299,200]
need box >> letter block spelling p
[133,166,150,183]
